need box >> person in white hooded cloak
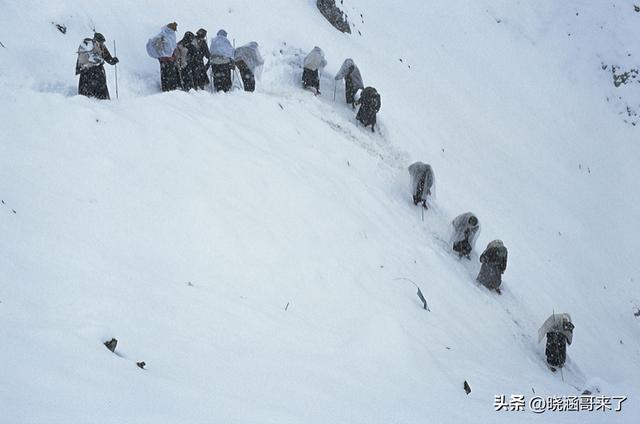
[408,162,435,209]
[146,23,179,92]
[209,29,235,92]
[451,212,480,259]
[234,42,264,92]
[334,58,363,107]
[302,46,327,94]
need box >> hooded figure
[234,42,264,92]
[146,23,179,92]
[334,58,363,106]
[209,29,235,92]
[408,162,434,209]
[476,240,508,293]
[193,29,210,89]
[451,213,481,259]
[302,47,327,93]
[176,31,198,91]
[538,313,574,369]
[355,86,381,132]
[76,33,119,99]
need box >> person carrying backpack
[355,86,381,132]
[209,29,235,92]
[334,58,363,107]
[538,313,574,371]
[75,33,119,99]
[451,212,480,259]
[146,23,179,92]
[234,42,264,92]
[193,29,211,90]
[408,162,434,209]
[176,31,198,91]
[476,240,508,294]
[302,46,327,94]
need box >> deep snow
[0,1,639,423]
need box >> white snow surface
[1,1,639,423]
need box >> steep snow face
[1,1,639,423]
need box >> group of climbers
[407,162,574,370]
[145,23,263,93]
[75,24,263,96]
[302,47,381,132]
[74,24,573,374]
[75,28,379,132]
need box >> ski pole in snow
[333,80,337,101]
[393,277,430,311]
[113,40,119,99]
[231,38,244,91]
[209,62,214,93]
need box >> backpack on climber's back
[356,86,382,131]
[76,38,103,74]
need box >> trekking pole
[208,63,214,93]
[333,80,337,101]
[232,38,236,89]
[234,67,244,91]
[113,40,119,99]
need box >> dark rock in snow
[137,361,146,369]
[104,338,118,352]
[317,0,351,33]
[52,23,67,34]
[464,380,471,395]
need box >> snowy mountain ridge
[0,1,639,423]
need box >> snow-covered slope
[1,1,639,423]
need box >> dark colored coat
[344,67,359,104]
[211,62,233,92]
[476,242,507,290]
[177,37,199,91]
[159,58,180,92]
[302,67,320,91]
[194,38,211,89]
[76,42,117,99]
[545,332,567,367]
[236,60,255,92]
[356,87,381,131]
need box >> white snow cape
[146,26,177,59]
[334,58,363,89]
[303,47,327,71]
[408,162,435,200]
[451,212,481,247]
[234,42,264,72]
[209,32,234,61]
[538,313,573,345]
